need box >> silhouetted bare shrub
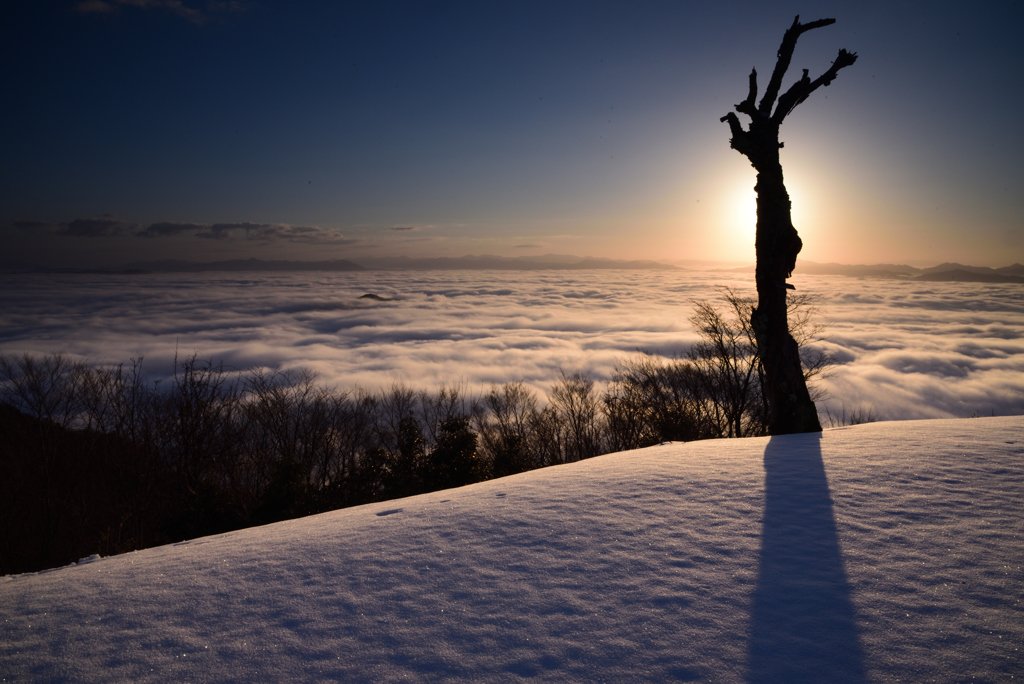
[603,354,708,449]
[425,416,481,490]
[479,381,538,477]
[602,288,834,447]
[0,352,89,429]
[821,404,877,428]
[549,370,603,463]
[687,294,765,438]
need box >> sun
[720,175,819,256]
[698,165,822,263]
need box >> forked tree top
[720,16,857,161]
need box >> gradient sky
[2,1,1022,268]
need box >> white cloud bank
[0,271,1021,420]
[2,417,1022,681]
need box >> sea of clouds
[1,270,1022,421]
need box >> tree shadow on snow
[746,433,867,683]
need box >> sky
[3,417,1022,680]
[2,1,1022,268]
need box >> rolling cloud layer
[1,271,1021,421]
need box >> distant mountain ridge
[351,255,679,271]
[915,269,1024,284]
[920,262,1024,277]
[795,261,921,277]
[6,257,1022,280]
[790,261,1024,283]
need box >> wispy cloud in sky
[74,0,244,24]
[64,217,139,237]
[15,218,354,245]
[1,272,1021,421]
[136,221,207,237]
[181,222,355,244]
[14,216,139,237]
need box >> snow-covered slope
[2,417,1022,682]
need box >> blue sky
[2,1,1022,267]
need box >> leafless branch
[758,15,837,115]
[736,68,759,117]
[771,49,858,124]
[718,112,751,156]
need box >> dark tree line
[0,291,833,575]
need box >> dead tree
[720,16,856,434]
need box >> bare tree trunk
[720,16,857,434]
[752,159,820,434]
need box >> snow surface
[2,417,1022,682]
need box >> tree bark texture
[720,16,857,434]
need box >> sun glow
[717,174,820,261]
[687,160,828,264]
[785,176,818,244]
[727,182,758,245]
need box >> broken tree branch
[771,49,858,124]
[758,15,836,116]
[718,112,751,156]
[736,68,759,117]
